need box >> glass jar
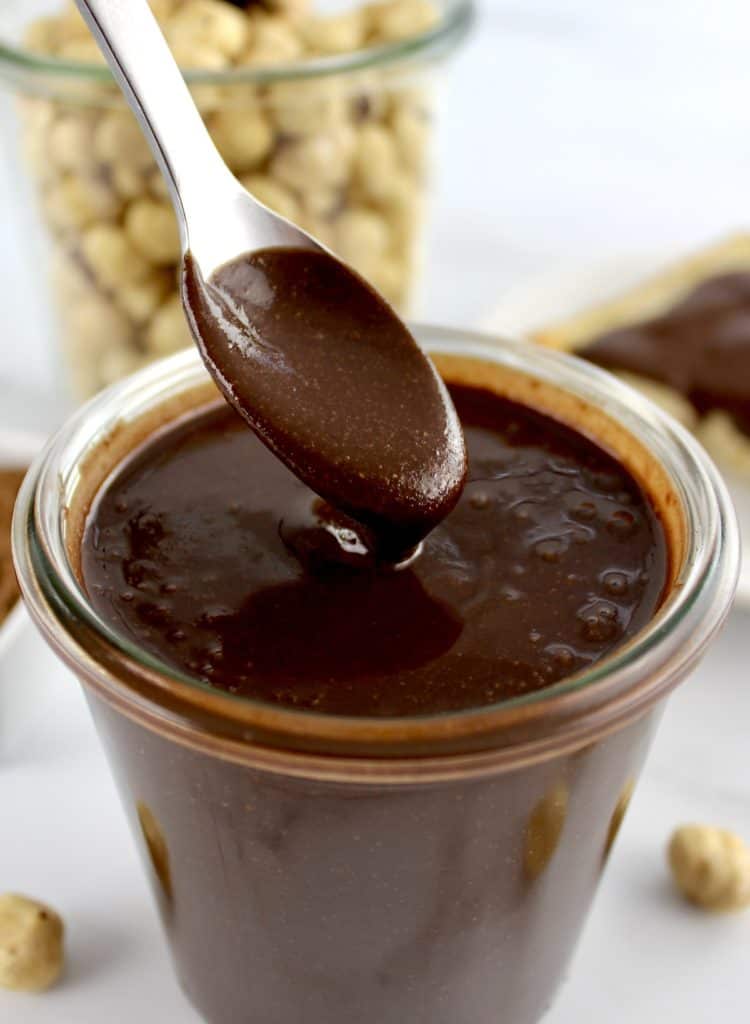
[0,0,473,398]
[13,327,739,1023]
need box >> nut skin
[668,825,750,913]
[19,0,437,396]
[0,894,64,993]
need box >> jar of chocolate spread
[12,327,739,1024]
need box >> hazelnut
[0,894,64,993]
[668,825,750,913]
[166,0,249,61]
[81,223,152,288]
[124,198,181,266]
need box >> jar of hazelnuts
[0,0,473,399]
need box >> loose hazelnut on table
[0,894,64,993]
[668,824,750,913]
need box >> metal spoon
[74,0,467,556]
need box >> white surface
[1,1,750,1021]
[482,250,750,607]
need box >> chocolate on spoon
[75,0,467,561]
[183,249,466,559]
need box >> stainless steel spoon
[74,0,467,554]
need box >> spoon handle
[75,0,234,238]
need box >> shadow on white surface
[62,917,137,992]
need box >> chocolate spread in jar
[182,248,467,560]
[581,271,750,434]
[81,385,667,716]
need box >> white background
[1,1,749,1021]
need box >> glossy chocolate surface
[582,271,750,434]
[81,385,667,716]
[182,248,467,558]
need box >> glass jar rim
[13,326,740,775]
[0,0,474,90]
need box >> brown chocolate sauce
[81,386,667,716]
[181,248,467,558]
[582,271,750,434]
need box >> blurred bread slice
[699,411,750,476]
[532,234,750,467]
[534,234,750,352]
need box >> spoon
[74,0,467,559]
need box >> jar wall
[87,689,659,1024]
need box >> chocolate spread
[81,385,667,715]
[582,271,750,434]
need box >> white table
[1,2,749,1021]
